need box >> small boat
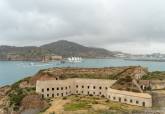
[30,62,34,66]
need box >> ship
[67,57,82,63]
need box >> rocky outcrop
[0,86,11,97]
[20,94,49,114]
[111,67,148,92]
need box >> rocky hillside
[0,66,148,114]
[0,40,124,61]
[111,67,148,93]
[30,66,148,85]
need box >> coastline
[124,58,165,62]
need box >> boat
[67,57,82,63]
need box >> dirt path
[44,98,70,114]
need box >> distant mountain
[41,40,121,58]
[0,40,126,61]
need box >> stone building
[36,78,116,98]
[107,89,152,107]
[36,78,152,107]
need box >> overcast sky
[0,0,165,54]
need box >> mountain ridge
[0,40,125,60]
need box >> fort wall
[36,78,152,107]
[107,89,152,107]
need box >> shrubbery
[8,87,36,111]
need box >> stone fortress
[36,66,153,108]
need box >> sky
[0,0,165,54]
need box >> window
[69,86,71,88]
[124,99,127,102]
[93,86,96,89]
[47,88,49,91]
[82,91,83,93]
[42,89,44,92]
[76,91,78,93]
[136,101,139,104]
[119,97,121,102]
[61,93,63,96]
[76,85,78,88]
[113,97,116,100]
[66,92,67,95]
[52,88,54,91]
[57,93,59,96]
[99,92,101,95]
[56,78,58,80]
[105,87,108,90]
[142,102,145,106]
[61,87,63,90]
[65,87,67,90]
[99,87,102,89]
[82,85,84,88]
[42,94,44,98]
[52,94,54,98]
[47,94,49,97]
[130,99,133,103]
[109,95,110,98]
[57,87,59,90]
[93,92,95,95]
[88,86,90,89]
[88,91,90,95]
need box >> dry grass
[40,95,144,114]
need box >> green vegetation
[8,87,35,111]
[64,101,91,111]
[7,76,35,111]
[63,95,142,112]
[142,71,165,80]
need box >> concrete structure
[36,78,152,107]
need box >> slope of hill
[0,40,123,60]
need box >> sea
[0,58,165,86]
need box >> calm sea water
[0,58,165,86]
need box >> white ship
[67,57,82,63]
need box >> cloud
[0,0,165,54]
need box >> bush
[9,88,26,111]
[8,87,36,111]
[63,97,67,100]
